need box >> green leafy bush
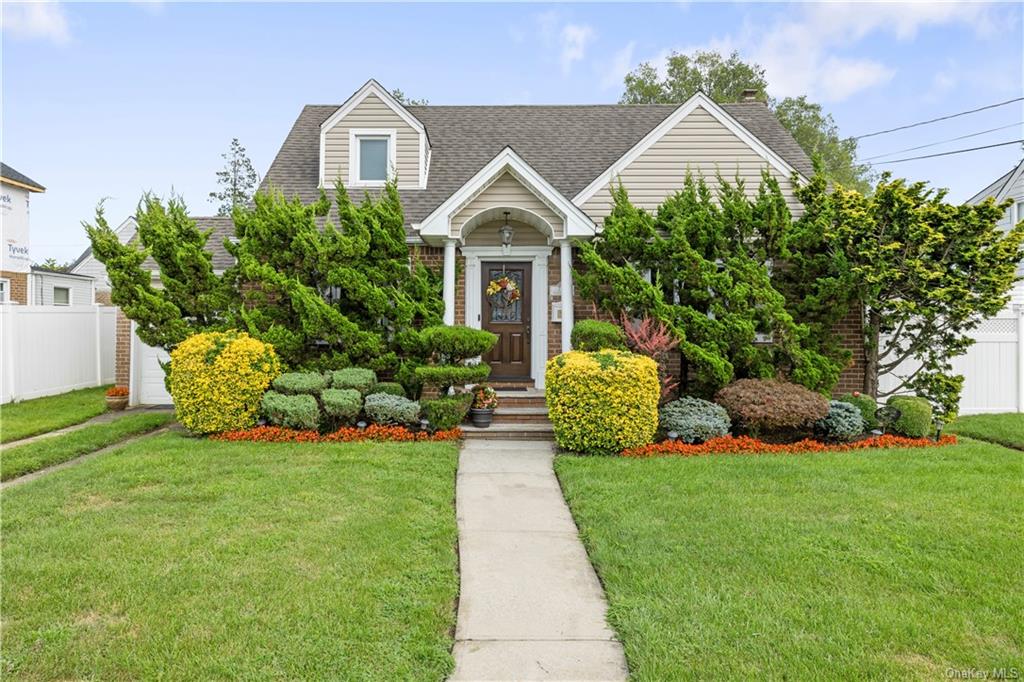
[364,393,420,425]
[422,394,473,430]
[658,396,731,443]
[261,391,319,430]
[546,350,660,455]
[329,368,377,395]
[321,388,362,425]
[571,320,627,352]
[415,364,492,391]
[840,393,878,431]
[421,325,498,362]
[372,381,406,397]
[272,371,327,396]
[714,379,829,437]
[886,396,933,438]
[814,400,864,442]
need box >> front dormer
[318,79,429,190]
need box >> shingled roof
[1,162,45,192]
[259,101,813,229]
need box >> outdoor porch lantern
[499,211,515,254]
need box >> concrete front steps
[462,387,554,440]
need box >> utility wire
[853,97,1024,140]
[869,139,1023,165]
[861,122,1024,161]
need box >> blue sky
[3,1,1022,263]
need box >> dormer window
[349,129,396,186]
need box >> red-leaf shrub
[211,424,462,443]
[622,434,957,458]
[714,378,829,436]
[621,314,680,401]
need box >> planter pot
[106,395,129,411]
[470,408,494,428]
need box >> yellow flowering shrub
[169,331,281,434]
[545,350,659,454]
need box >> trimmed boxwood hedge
[261,391,319,430]
[271,372,327,396]
[321,388,362,425]
[329,368,377,395]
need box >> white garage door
[132,330,172,405]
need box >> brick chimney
[740,89,761,102]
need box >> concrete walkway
[451,440,628,681]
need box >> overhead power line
[853,97,1024,140]
[869,139,1023,165]
[861,121,1024,161]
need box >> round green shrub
[886,396,933,438]
[271,371,327,396]
[546,350,660,455]
[714,379,829,437]
[329,368,377,395]
[363,393,421,425]
[422,394,473,430]
[261,391,319,430]
[372,381,406,397]
[570,320,627,352]
[814,400,864,442]
[321,388,362,425]
[658,396,731,443]
[421,325,498,362]
[839,393,878,431]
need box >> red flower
[211,425,463,444]
[620,434,957,458]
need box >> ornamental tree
[795,172,1024,415]
[575,174,842,398]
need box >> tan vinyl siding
[580,105,803,222]
[322,93,420,187]
[451,172,564,239]
[463,221,549,246]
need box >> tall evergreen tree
[209,138,260,216]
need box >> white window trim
[52,285,71,306]
[348,128,397,187]
[0,277,9,304]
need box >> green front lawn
[556,442,1023,680]
[1,411,175,481]
[1,385,112,443]
[948,413,1024,450]
[2,433,459,680]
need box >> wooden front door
[482,262,531,380]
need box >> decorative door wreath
[486,275,521,308]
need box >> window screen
[359,137,389,182]
[53,287,70,305]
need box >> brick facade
[833,306,866,396]
[1,271,28,304]
[115,308,132,389]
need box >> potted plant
[469,384,498,428]
[105,386,129,411]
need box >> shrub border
[211,424,462,443]
[621,434,957,458]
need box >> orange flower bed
[621,433,957,458]
[211,424,463,443]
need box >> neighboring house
[70,216,139,304]
[27,266,95,305]
[0,163,45,304]
[967,157,1024,306]
[116,78,866,404]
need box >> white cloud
[636,2,1003,102]
[560,23,595,75]
[601,41,635,89]
[2,1,70,45]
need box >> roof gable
[968,158,1024,205]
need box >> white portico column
[560,240,574,352]
[442,240,456,326]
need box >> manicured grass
[555,442,1023,680]
[1,433,459,680]
[1,412,175,481]
[1,385,112,443]
[947,413,1024,450]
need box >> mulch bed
[622,434,957,458]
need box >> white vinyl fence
[879,306,1024,415]
[0,305,116,404]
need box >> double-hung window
[0,278,9,303]
[350,129,396,186]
